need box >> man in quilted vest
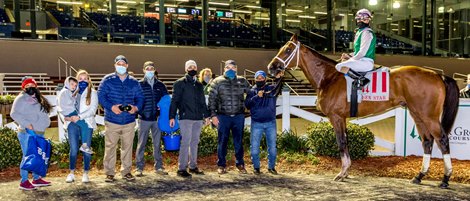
[98,55,144,182]
[335,8,376,87]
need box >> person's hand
[204,118,211,126]
[169,119,175,127]
[341,53,351,61]
[71,116,80,123]
[128,105,138,114]
[27,124,33,130]
[211,116,219,127]
[257,90,264,98]
[112,104,122,115]
[64,117,72,122]
[275,71,284,79]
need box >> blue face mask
[78,81,88,94]
[115,65,127,75]
[225,69,236,80]
[468,84,470,88]
[145,71,155,79]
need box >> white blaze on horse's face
[274,41,300,71]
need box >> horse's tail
[441,75,459,134]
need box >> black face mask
[25,87,37,95]
[255,81,266,88]
[187,70,197,77]
[357,22,369,29]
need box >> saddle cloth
[346,67,390,102]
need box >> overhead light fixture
[117,5,128,8]
[369,0,377,6]
[56,1,83,5]
[97,8,107,11]
[175,0,190,2]
[286,9,303,13]
[208,2,230,6]
[116,0,137,4]
[448,8,454,13]
[338,13,345,16]
[245,5,261,9]
[298,15,316,19]
[286,19,300,23]
[393,1,400,9]
[232,9,252,14]
[314,11,327,15]
[438,6,444,13]
[255,17,270,20]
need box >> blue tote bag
[20,129,52,177]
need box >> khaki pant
[103,121,136,176]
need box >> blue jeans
[67,122,92,171]
[18,132,41,182]
[66,111,90,148]
[217,114,245,167]
[250,120,277,169]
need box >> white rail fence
[2,92,470,159]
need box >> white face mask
[115,65,127,75]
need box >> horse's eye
[285,48,291,54]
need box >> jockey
[335,8,376,87]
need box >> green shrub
[306,122,374,160]
[0,127,22,170]
[198,126,218,156]
[279,152,320,165]
[277,130,308,153]
[0,95,15,105]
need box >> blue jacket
[158,95,180,133]
[138,77,168,121]
[98,73,144,125]
[245,81,281,123]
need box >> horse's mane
[302,44,338,65]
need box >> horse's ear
[290,34,298,42]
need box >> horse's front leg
[330,115,351,181]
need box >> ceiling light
[116,0,136,4]
[56,1,83,5]
[286,9,303,13]
[314,11,327,15]
[255,17,269,20]
[232,9,251,14]
[286,19,300,23]
[369,0,377,6]
[208,2,230,6]
[97,8,107,11]
[438,6,444,13]
[393,1,400,9]
[117,5,128,8]
[298,15,316,19]
[245,5,261,9]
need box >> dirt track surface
[1,171,470,201]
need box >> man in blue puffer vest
[135,61,169,177]
[98,55,144,182]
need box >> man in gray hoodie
[57,76,93,154]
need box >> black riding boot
[347,70,370,87]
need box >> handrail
[58,57,68,80]
[453,73,468,82]
[422,66,444,75]
[285,70,301,82]
[284,83,299,96]
[69,65,78,77]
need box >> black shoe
[105,175,115,182]
[177,170,192,178]
[123,173,135,181]
[268,168,278,175]
[236,165,248,174]
[253,168,261,175]
[189,167,205,175]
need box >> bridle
[274,41,300,71]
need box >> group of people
[10,54,283,190]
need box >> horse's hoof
[411,177,421,185]
[333,175,345,182]
[438,182,449,189]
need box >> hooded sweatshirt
[57,76,78,116]
[10,92,51,132]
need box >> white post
[282,88,290,131]
[394,107,405,156]
[0,114,2,127]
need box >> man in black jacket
[170,60,210,178]
[208,60,251,174]
[135,61,169,177]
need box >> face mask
[115,65,127,75]
[256,81,266,88]
[225,69,236,80]
[468,84,470,88]
[204,76,211,83]
[78,81,88,94]
[357,21,369,29]
[187,70,197,77]
[25,87,36,96]
[145,71,155,79]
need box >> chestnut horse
[267,35,459,188]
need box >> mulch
[2,153,470,184]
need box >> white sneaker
[79,144,94,154]
[82,173,89,183]
[66,174,75,183]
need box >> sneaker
[189,167,204,175]
[135,169,144,177]
[19,180,37,191]
[82,173,90,183]
[65,173,75,183]
[32,178,51,187]
[123,173,135,181]
[155,168,169,175]
[105,175,115,183]
[236,165,248,174]
[217,166,227,174]
[268,168,278,175]
[253,168,261,175]
[177,170,192,178]
[79,144,94,154]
